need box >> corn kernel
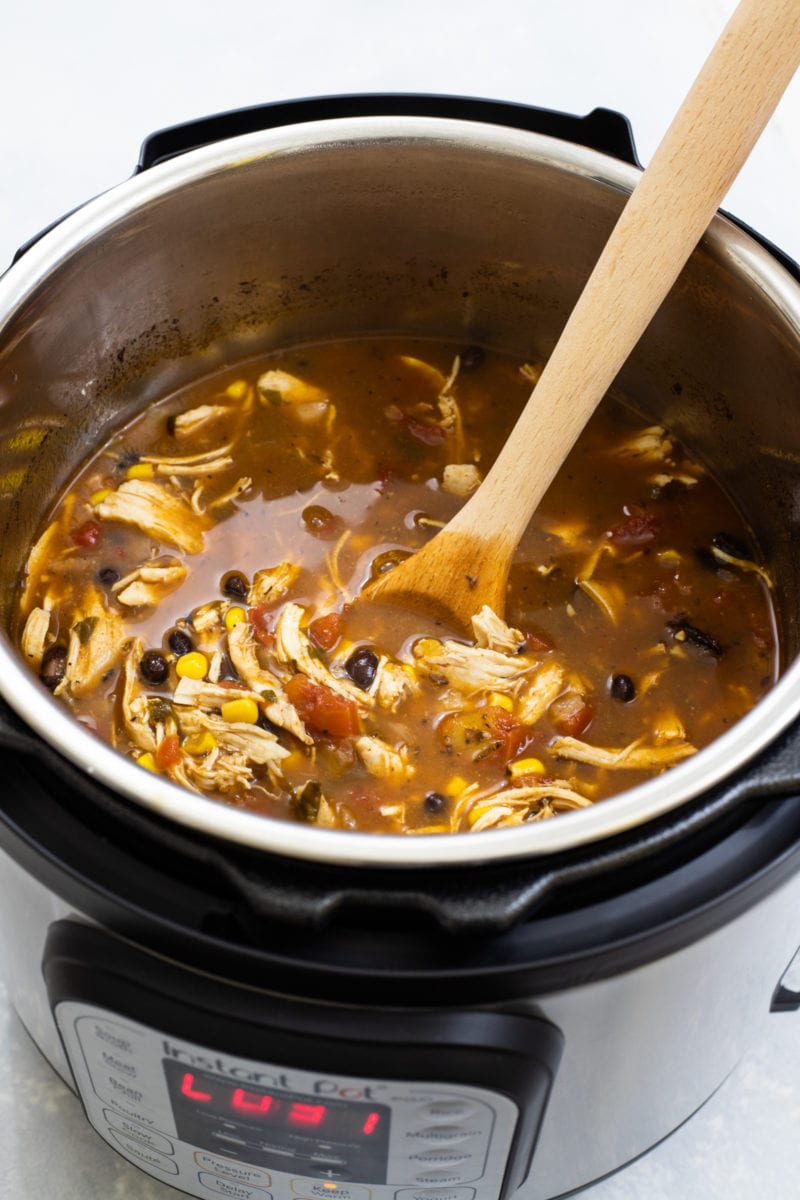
[126,462,155,481]
[488,691,514,712]
[175,651,208,680]
[221,697,260,725]
[136,752,159,773]
[444,775,468,797]
[415,637,442,658]
[90,488,111,505]
[507,757,546,780]
[184,731,217,755]
[225,380,249,400]
[224,606,247,632]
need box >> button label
[198,1173,272,1199]
[104,1110,173,1154]
[395,1188,476,1200]
[107,1129,179,1174]
[194,1152,272,1186]
[291,1181,371,1200]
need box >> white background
[1,1,800,1198]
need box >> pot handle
[137,93,640,172]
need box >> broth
[16,339,777,834]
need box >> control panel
[55,1001,518,1200]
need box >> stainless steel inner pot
[1,113,800,867]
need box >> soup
[15,339,776,834]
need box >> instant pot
[1,95,800,1200]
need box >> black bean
[222,571,248,598]
[695,547,734,576]
[40,645,67,691]
[610,673,636,703]
[97,566,120,586]
[115,448,140,470]
[424,791,448,815]
[345,646,379,690]
[168,628,194,656]
[711,532,752,561]
[257,713,281,735]
[668,617,723,658]
[140,649,169,685]
[460,345,485,372]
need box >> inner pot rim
[1,114,799,868]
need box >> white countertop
[2,1,800,1197]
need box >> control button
[194,1152,272,1187]
[198,1171,272,1199]
[395,1188,476,1200]
[291,1181,372,1200]
[405,1127,477,1145]
[410,1150,475,1165]
[104,1110,174,1155]
[413,1172,469,1186]
[418,1101,477,1122]
[107,1129,179,1175]
[100,1095,162,1128]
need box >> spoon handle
[449,0,800,556]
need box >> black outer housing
[1,94,800,1004]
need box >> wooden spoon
[368,0,800,630]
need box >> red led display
[180,1073,213,1103]
[167,1062,389,1151]
[233,1088,275,1115]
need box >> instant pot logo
[162,1042,294,1089]
[162,1041,383,1098]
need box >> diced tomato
[608,507,662,546]
[549,692,594,737]
[308,612,343,651]
[248,604,275,647]
[155,733,182,770]
[72,519,102,548]
[404,417,446,446]
[285,674,360,739]
[483,705,526,762]
[523,628,554,653]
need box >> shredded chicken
[172,676,266,712]
[227,622,312,744]
[94,480,209,553]
[140,444,234,475]
[516,661,567,725]
[442,463,481,497]
[471,605,525,654]
[614,425,674,463]
[171,404,230,437]
[249,563,301,607]
[355,735,414,782]
[20,606,51,669]
[274,603,367,705]
[20,520,62,616]
[55,589,123,697]
[257,370,330,423]
[113,560,187,608]
[177,708,290,771]
[121,640,156,752]
[373,659,421,712]
[550,735,697,769]
[413,637,532,697]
